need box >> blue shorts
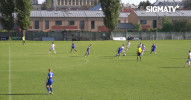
[47,80,53,85]
[187,58,191,62]
[72,47,75,49]
[118,51,121,54]
[152,49,156,52]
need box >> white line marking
[9,45,11,100]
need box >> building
[31,0,41,10]
[128,10,191,30]
[31,0,38,4]
[29,10,129,32]
[152,0,185,9]
[32,4,42,10]
[55,0,99,6]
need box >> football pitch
[0,40,191,100]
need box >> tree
[42,0,53,10]
[172,19,191,32]
[0,0,15,40]
[138,0,151,9]
[161,16,173,32]
[100,0,121,39]
[135,23,142,32]
[184,0,191,10]
[16,0,32,38]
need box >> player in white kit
[121,44,126,56]
[126,41,131,51]
[185,50,191,67]
[137,42,142,48]
[48,42,56,54]
[141,44,146,56]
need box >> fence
[0,31,191,41]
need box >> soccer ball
[123,54,126,56]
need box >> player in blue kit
[70,41,78,53]
[46,68,53,94]
[84,44,92,57]
[150,43,157,54]
[115,47,123,58]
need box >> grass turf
[0,40,191,100]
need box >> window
[153,20,157,28]
[45,20,49,29]
[118,20,121,23]
[69,21,75,25]
[55,21,62,25]
[140,20,147,25]
[35,21,39,29]
[91,21,95,29]
[80,21,85,29]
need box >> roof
[152,0,184,8]
[134,10,158,17]
[134,10,191,17]
[30,10,129,18]
[117,23,135,29]
[89,3,102,11]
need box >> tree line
[0,0,32,39]
[160,16,191,32]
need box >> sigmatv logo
[146,5,180,12]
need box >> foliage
[0,0,15,31]
[100,0,121,33]
[42,0,53,10]
[138,0,151,9]
[172,19,191,32]
[184,0,191,10]
[16,0,32,31]
[161,16,173,32]
[135,23,142,32]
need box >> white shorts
[50,48,55,51]
[127,46,130,49]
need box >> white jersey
[137,44,142,48]
[189,52,191,58]
[142,45,146,51]
[127,42,131,47]
[122,46,125,50]
[50,44,55,50]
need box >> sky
[38,0,157,5]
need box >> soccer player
[115,46,123,58]
[141,44,146,56]
[84,44,92,57]
[121,44,126,56]
[150,43,157,54]
[22,36,25,45]
[70,41,78,53]
[137,46,142,61]
[126,41,131,51]
[46,68,53,94]
[48,42,56,54]
[184,50,191,67]
[137,42,142,48]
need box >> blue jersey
[72,43,75,48]
[152,45,156,51]
[48,72,53,82]
[118,47,123,53]
[87,46,91,51]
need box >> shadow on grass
[159,67,185,68]
[0,93,48,95]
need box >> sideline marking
[8,45,11,100]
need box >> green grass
[0,40,191,100]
